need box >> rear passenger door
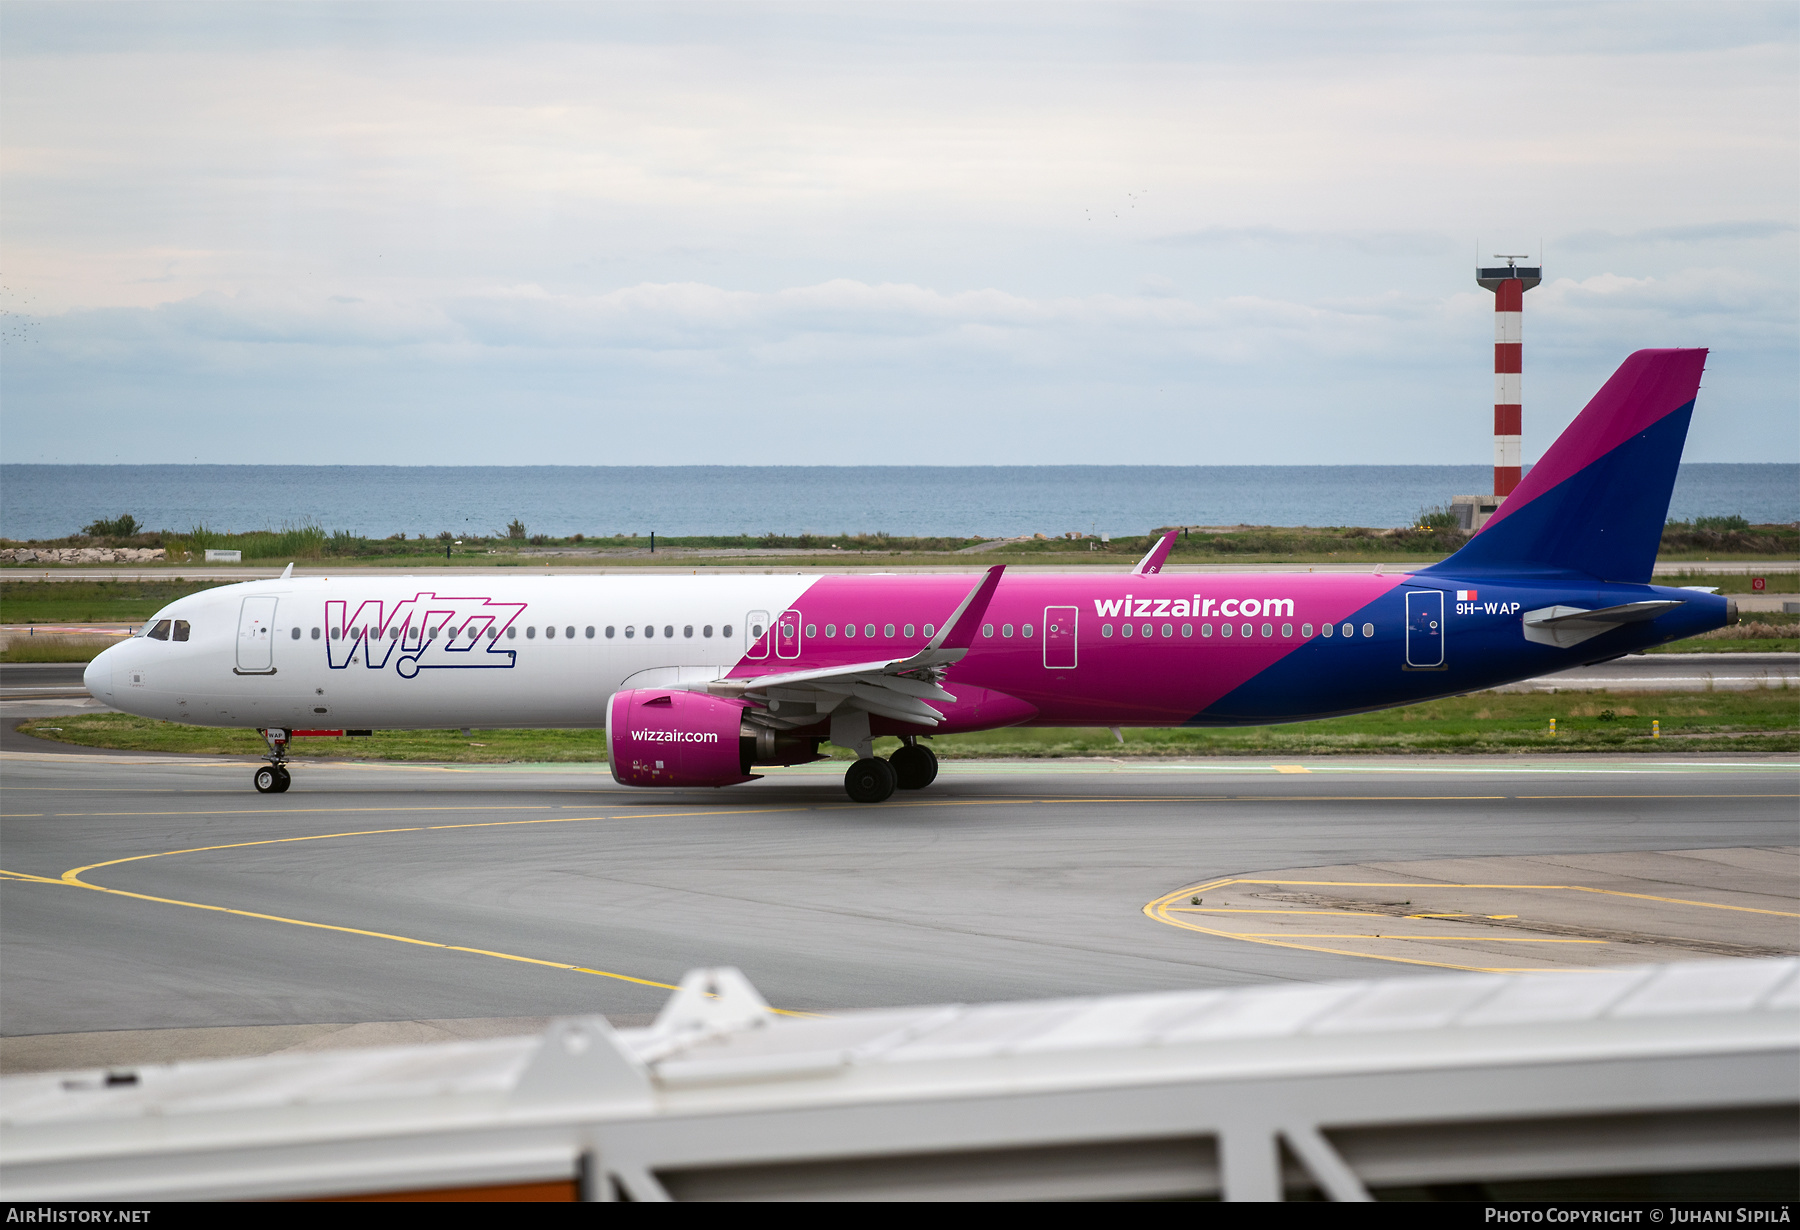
[1404,590,1444,669]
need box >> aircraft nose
[84,646,114,700]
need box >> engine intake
[607,689,760,788]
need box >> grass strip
[0,579,230,624]
[19,689,1797,762]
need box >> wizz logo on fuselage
[324,594,526,678]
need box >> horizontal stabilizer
[1522,599,1684,648]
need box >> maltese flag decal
[1457,589,1479,601]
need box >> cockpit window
[172,620,190,642]
[147,619,171,641]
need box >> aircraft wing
[1132,531,1178,575]
[710,566,1006,730]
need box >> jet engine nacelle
[607,689,759,788]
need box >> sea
[1,464,1794,542]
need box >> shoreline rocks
[2,547,168,564]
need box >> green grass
[16,717,611,762]
[20,689,1797,762]
[916,689,1798,757]
[0,639,115,663]
[1646,613,1798,653]
[0,579,230,623]
[1646,641,1798,654]
[9,521,1793,570]
[1654,571,1799,594]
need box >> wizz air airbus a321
[88,349,1733,802]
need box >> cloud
[1556,220,1798,252]
[0,4,1793,464]
[1149,227,1457,257]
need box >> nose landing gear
[255,728,293,794]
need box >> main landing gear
[254,728,293,794]
[843,740,939,803]
[890,742,938,790]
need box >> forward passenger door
[236,597,279,674]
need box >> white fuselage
[89,575,813,730]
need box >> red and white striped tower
[1476,256,1540,498]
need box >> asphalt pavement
[1,753,1792,1074]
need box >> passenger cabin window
[585,626,595,639]
[923,624,934,637]
[566,626,575,639]
[147,619,171,641]
[291,627,301,640]
[722,624,733,638]
[684,625,693,638]
[663,625,673,638]
[644,625,654,638]
[703,625,713,638]
[527,626,537,639]
[605,626,616,638]
[625,626,635,638]
[312,627,321,640]
[506,626,517,639]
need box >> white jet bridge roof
[4,959,1796,1201]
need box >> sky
[2,1,1795,466]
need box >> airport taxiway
[2,750,1794,1073]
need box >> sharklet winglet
[1131,532,1178,576]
